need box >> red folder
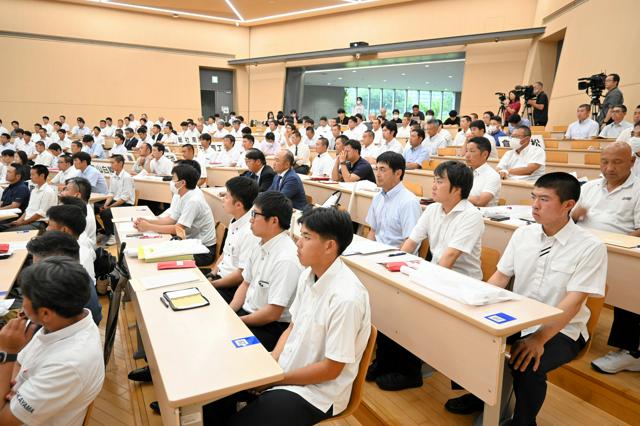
[157,260,197,270]
[384,262,407,272]
[0,244,9,254]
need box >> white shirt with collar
[100,126,115,137]
[259,140,280,156]
[496,144,546,181]
[273,258,371,415]
[564,118,599,139]
[150,155,174,175]
[135,136,153,148]
[616,127,634,143]
[212,128,229,139]
[378,138,403,155]
[51,166,79,186]
[289,143,310,166]
[109,143,128,156]
[25,182,57,222]
[19,141,36,156]
[108,169,135,205]
[497,220,607,340]
[451,130,468,146]
[217,210,260,278]
[373,128,383,144]
[470,163,502,206]
[574,173,640,234]
[82,203,97,250]
[10,309,104,426]
[61,123,70,131]
[396,125,411,138]
[216,147,240,167]
[1,142,16,152]
[34,150,55,167]
[301,134,319,148]
[599,121,633,139]
[343,128,363,141]
[169,188,217,246]
[421,132,449,155]
[360,143,379,161]
[71,126,91,137]
[311,152,335,177]
[409,199,484,280]
[241,231,303,322]
[316,124,331,139]
[439,128,453,144]
[199,146,217,164]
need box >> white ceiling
[303,59,465,92]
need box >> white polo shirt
[378,138,403,155]
[150,155,174,176]
[564,118,599,139]
[169,189,217,247]
[497,220,607,340]
[574,173,640,234]
[217,210,259,278]
[34,150,55,167]
[213,128,229,139]
[311,152,335,177]
[599,121,632,139]
[216,147,240,167]
[496,144,546,181]
[82,203,97,249]
[25,183,57,222]
[396,125,411,138]
[422,133,448,156]
[50,166,79,186]
[616,127,634,143]
[289,143,310,167]
[451,130,467,146]
[241,231,303,322]
[108,169,135,205]
[409,199,484,280]
[274,258,371,415]
[470,163,502,206]
[10,310,104,426]
[360,143,379,161]
[110,143,128,156]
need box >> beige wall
[0,0,249,127]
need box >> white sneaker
[591,350,640,374]
[105,235,116,246]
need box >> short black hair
[48,142,61,152]
[115,134,125,142]
[376,151,406,180]
[111,154,125,164]
[345,139,362,154]
[609,73,620,84]
[175,159,201,176]
[383,120,398,136]
[59,195,87,212]
[32,164,49,178]
[243,134,255,143]
[224,134,236,145]
[152,142,165,153]
[47,204,87,236]
[241,127,252,136]
[470,120,486,132]
[534,172,581,203]
[245,148,266,165]
[200,133,212,142]
[316,137,329,149]
[226,176,259,211]
[82,134,94,143]
[254,191,293,230]
[337,108,346,114]
[507,113,522,124]
[137,126,148,134]
[412,128,425,140]
[281,150,295,167]
[72,151,91,164]
[434,160,473,199]
[58,153,72,165]
[66,177,92,202]
[298,207,354,255]
[467,137,492,156]
[265,132,275,141]
[182,143,195,153]
[27,230,79,260]
[20,256,90,318]
[2,149,16,157]
[171,164,199,189]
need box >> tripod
[522,102,534,124]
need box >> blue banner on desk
[232,336,260,348]
[485,312,516,324]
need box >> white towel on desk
[408,262,516,306]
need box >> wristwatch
[0,352,17,363]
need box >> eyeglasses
[250,210,267,219]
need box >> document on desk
[408,262,517,306]
[343,238,396,256]
[7,241,29,251]
[137,270,201,290]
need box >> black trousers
[294,165,310,175]
[509,332,585,426]
[216,285,238,305]
[203,389,332,426]
[608,307,640,356]
[0,220,47,233]
[374,332,422,377]
[236,308,288,351]
[194,244,216,267]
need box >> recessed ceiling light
[401,73,406,76]
[383,79,387,82]
[327,83,331,85]
[338,77,343,80]
[425,65,430,68]
[367,85,371,87]
[407,86,411,89]
[352,70,357,73]
[425,81,430,84]
[448,75,453,78]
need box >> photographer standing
[597,73,624,125]
[503,90,521,124]
[527,81,549,126]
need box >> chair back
[404,181,423,197]
[437,147,457,157]
[83,401,95,426]
[133,190,140,206]
[320,325,378,422]
[480,246,500,281]
[576,286,608,360]
[546,151,568,163]
[585,153,602,165]
[215,222,227,260]
[531,126,546,133]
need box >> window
[431,91,443,121]
[382,89,394,113]
[394,90,406,115]
[419,91,431,114]
[343,88,356,116]
[343,86,457,119]
[356,88,369,115]
[442,91,456,120]
[369,89,382,116]
[407,91,419,111]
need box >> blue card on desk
[232,336,260,348]
[485,312,516,324]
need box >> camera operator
[526,81,549,126]
[597,74,624,125]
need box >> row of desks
[0,230,39,298]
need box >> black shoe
[366,360,384,382]
[375,372,423,391]
[128,365,152,383]
[150,401,160,415]
[444,393,484,415]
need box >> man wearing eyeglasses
[599,105,633,139]
[597,73,624,125]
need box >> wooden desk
[481,214,640,315]
[115,221,283,426]
[301,179,374,224]
[342,254,562,425]
[0,212,19,222]
[0,230,38,298]
[432,156,601,179]
[206,167,245,187]
[111,205,155,220]
[201,187,232,225]
[93,159,135,174]
[130,177,173,203]
[551,139,614,150]
[89,193,109,203]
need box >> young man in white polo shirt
[0,257,103,425]
[149,143,174,176]
[571,142,640,374]
[599,105,633,139]
[228,191,303,351]
[109,134,128,156]
[310,137,334,177]
[96,154,135,246]
[134,163,217,266]
[564,104,600,139]
[378,121,403,154]
[447,172,607,424]
[465,137,502,207]
[497,125,546,181]
[208,176,260,303]
[204,207,371,426]
[368,161,484,391]
[33,141,55,167]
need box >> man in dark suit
[268,150,308,210]
[241,149,275,192]
[124,127,138,150]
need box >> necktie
[278,175,284,190]
[251,172,258,181]
[295,145,298,156]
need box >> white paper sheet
[138,270,200,290]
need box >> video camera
[578,73,606,103]
[495,92,507,102]
[514,85,535,101]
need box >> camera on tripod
[514,85,535,101]
[495,92,507,102]
[577,73,606,101]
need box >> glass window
[343,87,356,116]
[382,89,394,112]
[394,90,407,114]
[430,91,443,121]
[419,91,431,113]
[356,88,369,116]
[369,89,382,116]
[442,92,456,119]
[407,91,419,111]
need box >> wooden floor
[88,293,636,426]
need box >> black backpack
[94,247,116,278]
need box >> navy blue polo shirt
[1,181,30,211]
[347,157,376,184]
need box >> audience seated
[33,141,55,166]
[217,135,241,167]
[468,120,498,159]
[421,120,449,156]
[599,105,632,139]
[287,130,310,175]
[496,125,546,181]
[403,128,429,169]
[378,121,403,154]
[452,115,471,147]
[269,151,308,210]
[110,134,128,156]
[331,140,376,184]
[241,148,276,192]
[59,177,97,249]
[310,137,334,177]
[465,137,501,207]
[181,143,207,186]
[149,143,173,176]
[0,257,103,425]
[564,104,600,139]
[615,105,640,143]
[73,152,108,193]
[95,154,135,246]
[0,163,30,214]
[360,130,379,164]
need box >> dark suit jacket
[267,168,307,210]
[243,165,275,192]
[124,137,138,150]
